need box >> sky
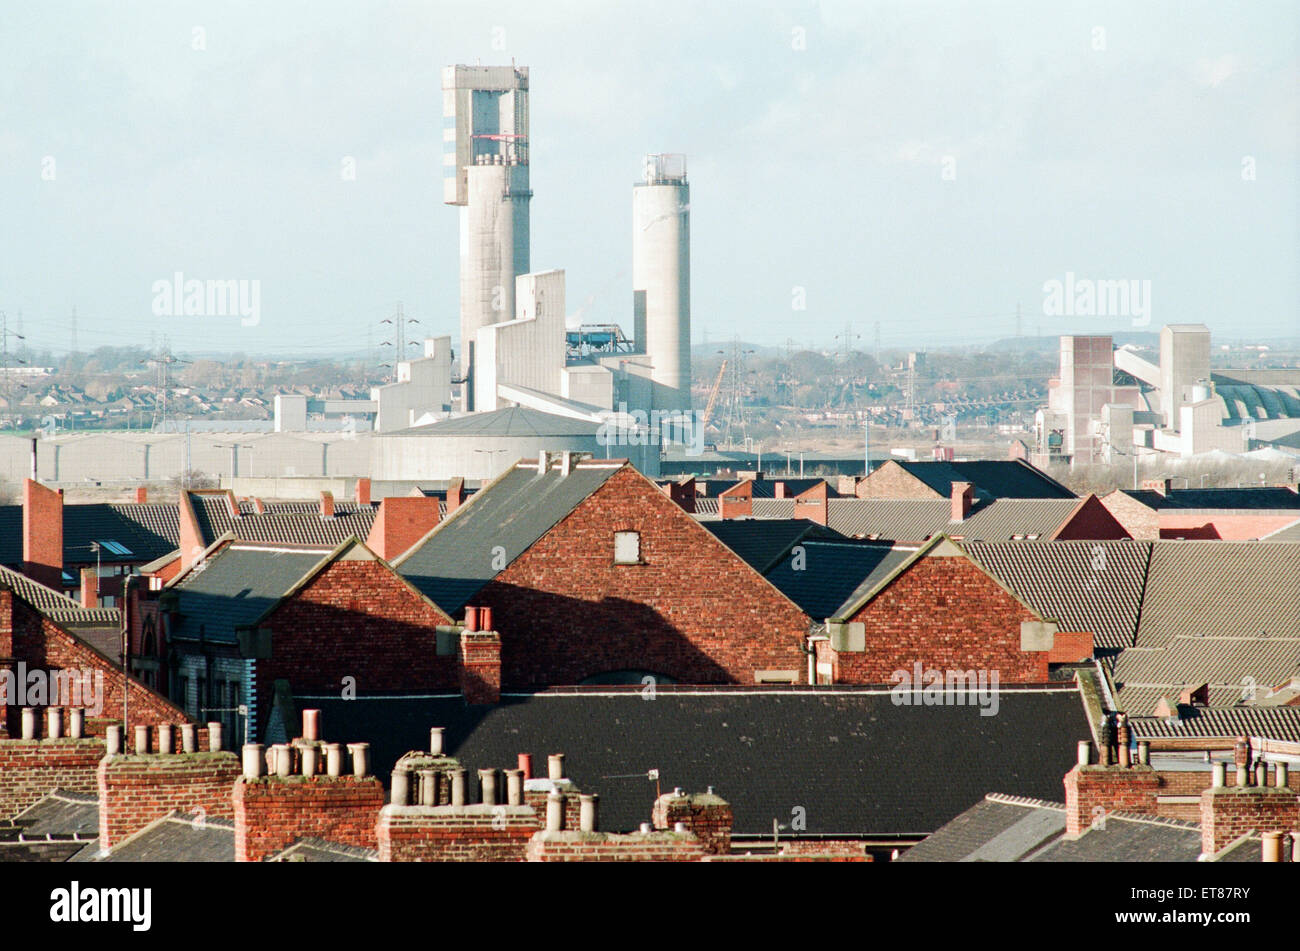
[1,0,1296,359]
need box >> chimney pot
[673,786,683,797]
[517,753,532,779]
[47,707,63,740]
[674,822,686,834]
[20,707,36,740]
[450,768,467,807]
[390,767,412,806]
[464,606,479,632]
[1276,762,1289,788]
[1212,761,1226,788]
[478,768,499,805]
[1077,741,1092,766]
[430,727,445,756]
[68,708,84,739]
[242,743,265,779]
[325,743,342,777]
[301,745,319,777]
[1236,764,1249,788]
[546,792,565,832]
[105,723,122,756]
[181,724,197,753]
[418,768,438,806]
[505,768,524,806]
[480,606,493,631]
[348,742,370,777]
[639,822,652,835]
[579,793,599,832]
[302,709,321,742]
[208,722,223,752]
[158,723,174,754]
[1262,832,1283,863]
[1137,740,1150,766]
[274,744,292,777]
[548,753,565,781]
[1255,761,1268,788]
[135,724,151,754]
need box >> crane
[700,360,727,430]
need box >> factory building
[1035,324,1300,467]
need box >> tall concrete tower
[442,65,531,410]
[632,153,691,412]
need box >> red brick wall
[22,480,63,590]
[482,466,811,686]
[254,559,454,730]
[1100,492,1159,540]
[833,552,1049,684]
[652,791,733,855]
[1159,514,1300,541]
[4,592,195,737]
[1201,786,1300,854]
[97,751,241,851]
[376,806,541,862]
[856,462,939,499]
[367,497,441,561]
[460,631,501,704]
[1052,495,1132,540]
[234,775,384,862]
[1065,765,1162,835]
[0,738,105,819]
[718,481,754,518]
[525,830,706,862]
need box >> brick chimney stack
[79,568,97,610]
[22,479,63,590]
[951,481,974,522]
[446,477,466,514]
[320,490,335,520]
[135,486,148,505]
[365,497,440,561]
[355,477,372,507]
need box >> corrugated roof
[189,493,376,547]
[396,461,624,614]
[1111,635,1300,711]
[966,541,1151,650]
[1128,707,1300,743]
[1134,542,1300,648]
[0,563,120,627]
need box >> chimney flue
[430,727,445,756]
[1077,740,1092,766]
[348,742,370,777]
[47,707,63,739]
[450,768,467,806]
[181,724,196,753]
[158,723,174,754]
[548,753,565,781]
[135,724,151,754]
[69,708,84,739]
[505,768,524,806]
[1262,832,1283,863]
[208,722,223,752]
[302,709,321,742]
[391,767,411,806]
[105,723,122,756]
[579,793,599,832]
[518,753,532,779]
[1212,761,1226,788]
[546,792,564,832]
[243,743,265,779]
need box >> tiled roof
[1128,707,1300,744]
[966,541,1152,651]
[894,460,1076,500]
[396,460,625,614]
[1111,636,1300,712]
[294,687,1091,837]
[0,563,121,628]
[1133,542,1300,648]
[269,838,379,862]
[188,493,376,547]
[0,501,181,567]
[819,497,1086,542]
[170,543,334,644]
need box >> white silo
[632,153,691,412]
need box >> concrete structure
[632,153,691,413]
[370,336,454,432]
[443,65,531,411]
[475,271,566,412]
[1160,324,1212,431]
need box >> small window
[614,531,641,565]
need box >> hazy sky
[1,0,1296,359]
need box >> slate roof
[396,460,625,614]
[898,794,1256,862]
[269,838,379,862]
[735,478,836,499]
[169,542,334,644]
[1133,542,1300,649]
[188,492,377,547]
[10,790,100,837]
[1118,487,1300,512]
[0,501,181,567]
[71,813,235,862]
[294,687,1091,837]
[893,460,1076,500]
[700,519,844,575]
[966,541,1152,651]
[762,541,915,620]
